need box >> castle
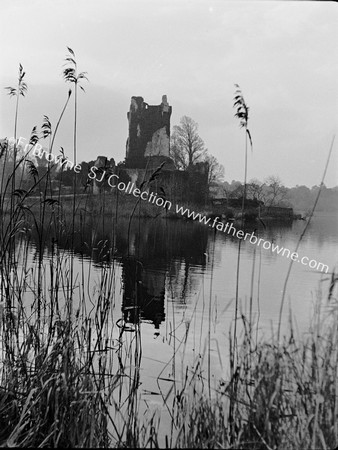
[122,95,209,205]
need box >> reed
[1,54,337,449]
[231,85,254,425]
[0,55,135,448]
[162,283,338,449]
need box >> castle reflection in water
[38,215,209,331]
[118,218,208,331]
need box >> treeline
[219,177,338,213]
[287,184,338,213]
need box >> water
[64,212,336,330]
[21,212,338,422]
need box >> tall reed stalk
[0,54,119,448]
[62,47,88,318]
[277,135,335,342]
[1,52,336,450]
[4,64,27,266]
[231,85,253,367]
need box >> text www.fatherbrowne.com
[175,205,329,274]
[18,137,329,274]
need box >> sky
[1,0,337,188]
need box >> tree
[169,131,186,170]
[204,153,225,184]
[264,175,287,206]
[229,184,244,199]
[224,181,244,200]
[247,178,266,203]
[170,116,207,169]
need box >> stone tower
[125,95,172,168]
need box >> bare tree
[264,175,287,206]
[169,131,186,170]
[226,182,244,199]
[204,153,225,184]
[170,116,207,169]
[247,178,266,203]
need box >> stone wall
[116,163,209,205]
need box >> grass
[1,54,337,449]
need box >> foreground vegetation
[1,210,337,448]
[1,146,337,447]
[1,56,337,448]
[174,306,338,449]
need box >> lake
[19,210,338,434]
[10,214,338,444]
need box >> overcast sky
[1,0,337,187]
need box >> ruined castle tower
[125,95,173,168]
